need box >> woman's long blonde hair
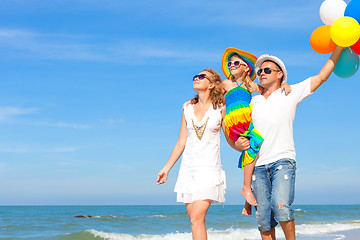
[229,54,252,91]
[190,68,225,109]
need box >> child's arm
[310,45,344,93]
[250,81,291,95]
[157,112,187,185]
[221,80,228,95]
[249,81,263,94]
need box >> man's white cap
[255,54,287,83]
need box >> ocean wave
[86,229,261,240]
[294,208,305,212]
[74,215,116,219]
[51,221,360,240]
[296,221,360,235]
[148,215,167,218]
[1,224,27,230]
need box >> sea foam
[85,221,360,240]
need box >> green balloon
[334,47,359,78]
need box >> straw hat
[255,54,288,83]
[221,47,258,81]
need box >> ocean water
[1,205,360,240]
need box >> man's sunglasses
[227,60,246,68]
[256,67,281,76]
[193,74,208,81]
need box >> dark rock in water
[74,215,93,218]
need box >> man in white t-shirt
[237,46,343,240]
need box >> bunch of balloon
[310,0,360,78]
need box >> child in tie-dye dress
[221,48,291,215]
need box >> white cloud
[0,0,323,64]
[0,106,38,121]
[0,28,110,61]
[0,0,131,13]
[33,121,92,129]
[0,26,324,71]
[0,105,94,128]
[0,106,128,129]
[0,144,78,153]
[0,162,6,173]
[211,4,319,29]
[105,118,126,124]
[0,29,35,38]
[271,51,324,67]
[0,27,220,63]
[117,46,220,64]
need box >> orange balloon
[310,25,336,54]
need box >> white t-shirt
[251,78,312,166]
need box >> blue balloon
[345,0,360,23]
[334,47,359,78]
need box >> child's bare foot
[241,188,257,206]
[242,201,252,215]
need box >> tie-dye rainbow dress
[224,82,263,169]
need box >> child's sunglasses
[227,60,246,68]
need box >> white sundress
[174,104,226,204]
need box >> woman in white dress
[157,68,226,240]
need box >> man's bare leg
[279,219,295,240]
[260,228,276,240]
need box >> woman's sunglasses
[193,74,208,81]
[227,60,246,68]
[256,67,281,76]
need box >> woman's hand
[157,169,169,185]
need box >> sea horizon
[1,203,359,206]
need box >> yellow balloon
[330,16,360,47]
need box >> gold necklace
[192,117,209,140]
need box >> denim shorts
[251,158,296,232]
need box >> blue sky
[0,0,359,205]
